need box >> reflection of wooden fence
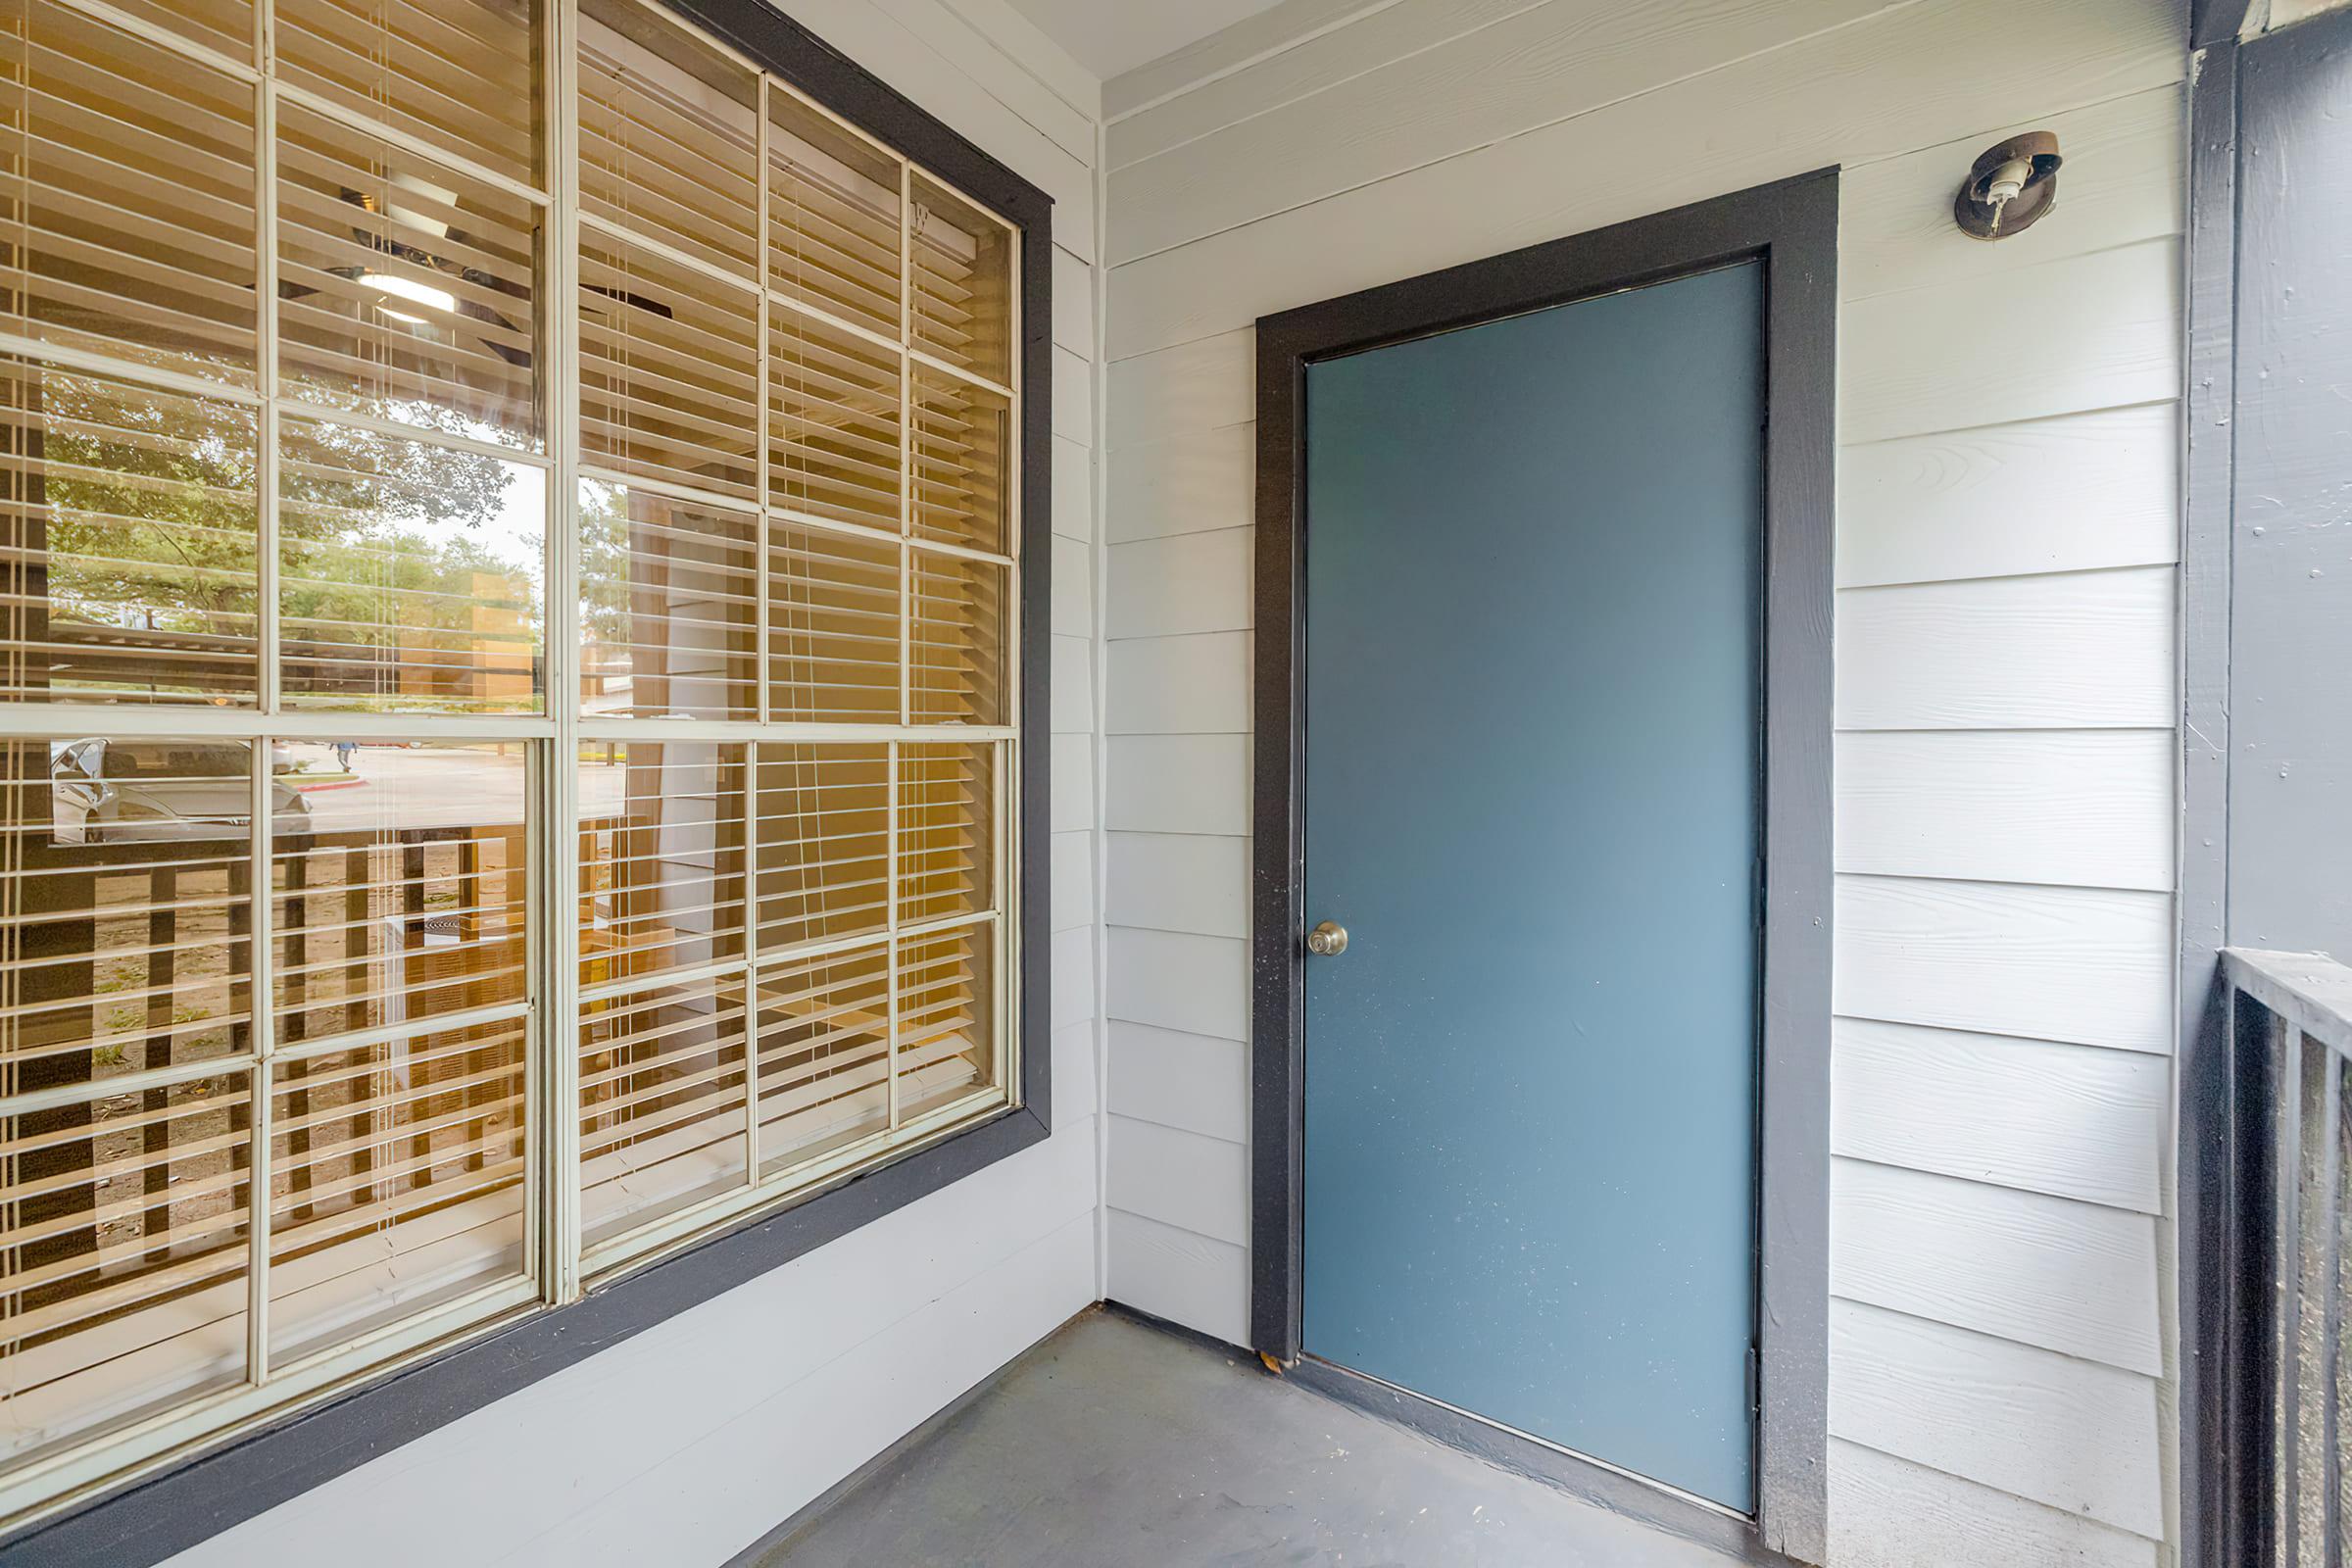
[1,820,526,1351]
[35,622,541,707]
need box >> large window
[0,0,1025,1526]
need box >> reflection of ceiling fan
[278,175,533,368]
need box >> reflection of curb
[293,780,368,793]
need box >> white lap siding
[1099,1,2184,1562]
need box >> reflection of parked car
[50,740,312,845]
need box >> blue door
[1300,263,1763,1510]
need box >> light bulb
[358,271,457,323]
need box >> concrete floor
[754,1308,1746,1567]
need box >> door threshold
[1286,1355,1793,1566]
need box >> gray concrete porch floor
[752,1307,1747,1567]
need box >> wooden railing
[2216,948,2352,1566]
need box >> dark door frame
[1249,171,1838,1565]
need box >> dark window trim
[0,1,1054,1561]
[1248,170,1837,1566]
[2178,24,2238,1568]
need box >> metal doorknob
[1306,920,1349,956]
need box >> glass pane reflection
[279,417,545,713]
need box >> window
[0,0,1027,1527]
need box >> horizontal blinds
[0,1069,251,1463]
[578,0,757,281]
[580,229,760,500]
[765,519,900,725]
[753,744,886,954]
[271,748,528,1042]
[766,89,902,341]
[900,745,990,927]
[109,0,254,63]
[0,0,1020,1506]
[907,172,1009,386]
[753,946,886,1169]
[0,360,262,707]
[578,481,759,722]
[579,742,748,989]
[578,977,748,1250]
[908,548,1004,726]
[768,309,901,534]
[267,1016,528,1362]
[0,741,255,1096]
[276,416,547,715]
[897,921,992,1122]
[275,105,541,447]
[0,6,259,381]
[275,0,541,187]
[910,369,1007,554]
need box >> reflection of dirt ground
[57,746,537,1329]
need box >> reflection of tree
[20,368,541,702]
[278,416,537,643]
[576,477,630,655]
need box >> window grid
[0,0,1021,1526]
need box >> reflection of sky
[396,400,547,591]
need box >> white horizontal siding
[1831,1160,2162,1375]
[1835,876,2174,1054]
[1831,1018,2168,1213]
[1835,729,2175,891]
[1100,3,2183,1562]
[1837,405,2180,588]
[1830,1300,2165,1539]
[1104,0,2180,360]
[1105,1207,1250,1346]
[1827,1438,2161,1568]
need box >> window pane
[579,975,747,1251]
[900,744,992,927]
[276,0,541,188]
[753,744,885,954]
[0,738,254,1101]
[755,944,886,1172]
[908,173,1010,385]
[765,518,899,724]
[768,307,900,533]
[268,1015,527,1362]
[578,480,756,721]
[104,0,253,63]
[276,105,541,449]
[898,920,994,1120]
[278,416,546,713]
[579,229,758,499]
[908,547,1004,725]
[0,359,260,706]
[767,88,901,341]
[271,742,528,1043]
[911,368,1007,555]
[0,1071,251,1464]
[0,7,259,380]
[579,741,747,989]
[579,0,757,279]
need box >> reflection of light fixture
[358,270,456,323]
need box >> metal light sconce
[1954,131,2062,240]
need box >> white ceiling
[1001,0,1292,82]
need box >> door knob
[1306,920,1349,956]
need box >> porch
[754,1307,1748,1568]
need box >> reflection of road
[282,744,630,832]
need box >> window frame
[0,0,1054,1558]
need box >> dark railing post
[2218,949,2352,1568]
[2229,981,2282,1567]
